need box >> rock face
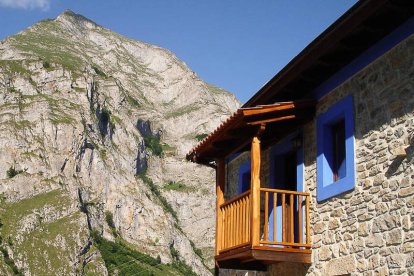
[0,10,240,275]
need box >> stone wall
[284,33,414,275]
[221,32,414,276]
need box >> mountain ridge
[0,10,240,275]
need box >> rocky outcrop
[0,10,240,275]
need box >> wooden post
[216,159,225,256]
[250,135,261,247]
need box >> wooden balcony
[215,188,311,269]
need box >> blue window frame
[317,95,355,201]
[238,160,251,194]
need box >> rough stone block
[386,229,403,245]
[319,246,332,261]
[372,214,400,232]
[399,187,414,197]
[366,234,384,248]
[324,255,355,275]
[358,222,370,237]
[387,254,407,268]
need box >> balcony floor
[216,244,311,270]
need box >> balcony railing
[259,188,311,249]
[219,190,251,251]
[217,188,311,254]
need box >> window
[331,119,346,181]
[238,161,251,194]
[317,95,355,201]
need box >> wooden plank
[260,187,310,196]
[241,103,295,116]
[216,159,225,255]
[222,207,225,250]
[230,203,234,247]
[306,195,310,244]
[250,248,312,264]
[264,192,269,241]
[251,245,311,254]
[250,136,261,247]
[226,205,230,249]
[246,115,296,126]
[236,200,240,246]
[290,194,294,243]
[282,193,285,242]
[218,242,252,255]
[298,195,303,244]
[242,198,247,243]
[259,240,311,248]
[246,195,250,242]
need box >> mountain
[0,10,240,275]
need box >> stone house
[187,1,414,275]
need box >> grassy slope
[0,190,91,275]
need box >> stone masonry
[221,32,414,276]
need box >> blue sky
[0,0,357,103]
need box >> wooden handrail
[259,187,310,196]
[260,240,311,248]
[216,187,311,254]
[220,190,250,208]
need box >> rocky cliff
[0,10,240,275]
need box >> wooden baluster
[290,193,294,243]
[239,200,242,244]
[236,200,240,245]
[273,192,277,242]
[233,202,236,246]
[234,202,237,246]
[264,191,269,241]
[242,198,246,243]
[246,195,250,241]
[281,193,285,242]
[298,195,303,244]
[227,205,230,248]
[223,206,226,249]
[222,207,225,250]
[216,159,225,254]
[306,195,310,244]
[230,203,234,247]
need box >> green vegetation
[165,105,200,119]
[206,83,230,96]
[16,94,79,125]
[0,190,84,275]
[144,135,163,157]
[142,134,174,157]
[126,94,141,108]
[0,60,30,76]
[0,190,71,239]
[105,211,115,229]
[42,60,51,69]
[99,107,121,132]
[6,166,24,179]
[137,171,178,221]
[92,65,107,78]
[11,21,85,76]
[196,133,208,141]
[0,247,21,275]
[169,244,197,276]
[49,111,76,125]
[189,240,203,260]
[163,181,195,193]
[110,114,122,129]
[99,148,108,161]
[91,231,196,276]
